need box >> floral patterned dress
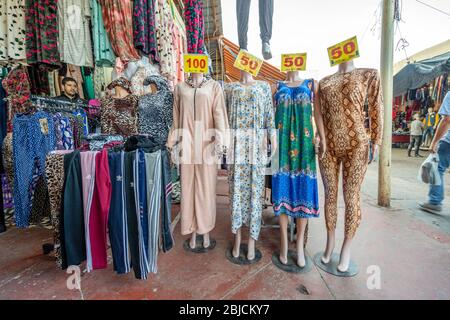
[272,80,319,218]
[183,0,205,54]
[100,0,140,63]
[224,81,275,240]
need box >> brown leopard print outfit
[318,68,383,239]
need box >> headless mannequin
[232,70,258,260]
[278,71,308,268]
[188,72,212,250]
[320,60,379,272]
[112,85,130,99]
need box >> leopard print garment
[318,145,369,239]
[45,153,66,268]
[318,68,383,151]
[100,94,139,137]
[318,68,383,239]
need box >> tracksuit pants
[108,151,131,274]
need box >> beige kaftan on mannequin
[167,78,229,235]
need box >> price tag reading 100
[233,50,263,77]
[184,54,208,73]
[327,36,360,66]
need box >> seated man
[56,77,86,104]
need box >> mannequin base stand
[225,243,262,265]
[272,250,313,274]
[183,235,217,253]
[313,252,359,277]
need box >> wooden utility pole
[378,0,395,207]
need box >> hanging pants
[124,151,143,279]
[108,151,131,274]
[160,150,173,252]
[80,151,98,272]
[62,151,86,269]
[90,149,111,270]
[318,144,369,239]
[12,111,55,228]
[145,150,162,274]
[46,152,70,268]
[236,0,273,49]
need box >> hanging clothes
[132,0,159,63]
[90,0,116,67]
[0,0,27,65]
[224,81,274,240]
[61,150,86,268]
[12,111,56,228]
[99,0,140,63]
[184,0,205,54]
[100,94,139,137]
[138,75,173,145]
[130,62,161,96]
[167,78,229,235]
[25,0,60,66]
[155,0,175,79]
[272,80,320,218]
[58,0,94,67]
[46,151,72,268]
[2,66,35,131]
[108,151,131,275]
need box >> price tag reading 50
[327,36,360,66]
[281,53,307,72]
[184,54,208,74]
[233,50,263,77]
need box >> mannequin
[225,70,276,261]
[318,60,382,272]
[273,70,325,268]
[167,72,229,251]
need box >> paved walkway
[0,148,449,300]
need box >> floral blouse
[184,0,205,54]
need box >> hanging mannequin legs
[232,228,256,261]
[279,215,308,268]
[190,232,211,249]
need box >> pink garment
[89,149,112,270]
[80,151,98,272]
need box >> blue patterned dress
[224,81,275,240]
[272,80,319,218]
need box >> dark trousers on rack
[0,151,5,233]
[236,0,274,49]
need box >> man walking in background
[419,92,450,214]
[408,113,424,157]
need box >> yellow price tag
[281,53,307,72]
[184,54,208,74]
[233,50,263,77]
[327,36,360,67]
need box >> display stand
[271,250,313,274]
[183,235,216,253]
[313,252,359,277]
[225,243,262,265]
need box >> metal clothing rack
[31,95,88,113]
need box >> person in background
[419,92,450,214]
[408,113,424,157]
[422,106,440,147]
[56,77,85,103]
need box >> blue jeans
[423,127,434,144]
[429,141,450,205]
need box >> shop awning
[218,37,285,85]
[393,51,450,97]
